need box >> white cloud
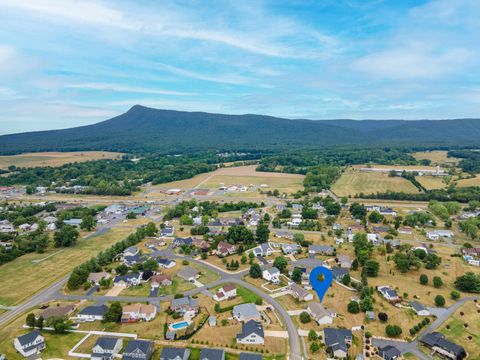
[65,83,194,96]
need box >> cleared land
[332,168,419,197]
[412,151,459,164]
[0,151,123,169]
[415,176,448,190]
[456,175,480,188]
[438,301,480,358]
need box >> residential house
[372,226,389,234]
[193,238,209,251]
[420,332,466,360]
[427,230,454,241]
[91,337,123,360]
[160,226,175,237]
[377,286,400,302]
[323,328,353,359]
[178,266,200,282]
[39,305,75,320]
[263,267,280,284]
[217,241,237,257]
[63,218,82,227]
[336,254,352,269]
[426,231,440,241]
[367,233,379,244]
[146,238,166,248]
[199,349,225,360]
[113,272,143,287]
[398,226,413,234]
[379,345,402,360]
[412,245,436,256]
[88,271,110,286]
[173,237,193,248]
[378,207,397,217]
[289,283,313,302]
[213,284,237,302]
[236,320,265,345]
[281,243,299,255]
[410,301,431,316]
[331,267,349,283]
[157,258,176,269]
[335,237,344,245]
[160,347,190,360]
[122,303,157,322]
[170,297,199,316]
[123,253,147,267]
[307,302,334,325]
[275,230,294,240]
[288,214,302,227]
[150,274,173,289]
[122,340,155,360]
[383,238,401,248]
[365,311,375,321]
[122,246,139,257]
[292,204,303,213]
[240,353,263,360]
[308,245,334,256]
[77,305,108,322]
[348,224,365,232]
[233,303,261,322]
[13,330,45,358]
[253,243,272,257]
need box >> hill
[0,105,479,154]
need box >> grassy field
[438,301,480,358]
[412,151,459,164]
[0,227,133,306]
[332,168,419,197]
[0,151,123,169]
[415,176,448,190]
[456,175,480,187]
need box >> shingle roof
[380,345,401,360]
[92,337,120,352]
[420,332,465,357]
[324,328,352,353]
[233,303,260,319]
[160,347,189,360]
[200,348,225,360]
[239,353,263,360]
[16,330,43,346]
[237,320,264,340]
[78,304,108,316]
[410,301,427,312]
[123,339,153,359]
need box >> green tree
[127,212,136,219]
[433,276,443,288]
[385,325,402,337]
[455,272,480,292]
[450,290,461,300]
[292,268,302,284]
[342,274,351,286]
[360,296,374,311]
[115,264,129,276]
[347,301,360,314]
[273,256,288,273]
[143,259,159,272]
[80,214,96,231]
[36,316,44,330]
[351,258,359,271]
[249,264,262,278]
[26,313,36,328]
[103,302,123,323]
[241,255,247,264]
[300,311,311,323]
[144,222,157,236]
[435,294,445,307]
[368,211,384,223]
[310,341,320,353]
[255,223,270,243]
[419,274,428,285]
[54,225,79,247]
[308,329,318,341]
[363,260,380,277]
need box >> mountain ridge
[0,105,479,154]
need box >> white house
[121,303,157,322]
[410,301,431,316]
[213,284,237,302]
[367,233,378,243]
[263,267,280,284]
[91,337,123,360]
[307,302,334,325]
[426,231,440,241]
[236,320,265,345]
[377,286,400,302]
[14,330,45,358]
[77,305,108,322]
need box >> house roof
[410,301,427,312]
[160,347,190,360]
[237,320,264,340]
[157,258,175,266]
[123,339,153,358]
[151,274,172,283]
[331,267,349,280]
[40,305,75,319]
[290,283,309,299]
[78,304,108,316]
[233,303,260,319]
[114,272,141,283]
[239,353,263,360]
[324,328,352,353]
[265,267,280,275]
[309,245,333,252]
[16,330,43,346]
[222,284,236,292]
[171,296,198,309]
[380,345,401,359]
[420,332,465,356]
[200,348,225,360]
[178,266,199,279]
[92,337,121,351]
[174,237,193,246]
[87,271,109,283]
[122,303,156,315]
[308,302,330,319]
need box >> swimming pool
[170,321,189,330]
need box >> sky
[0,0,479,134]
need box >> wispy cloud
[65,83,194,96]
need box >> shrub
[300,311,311,324]
[435,294,445,307]
[419,274,428,285]
[385,324,402,337]
[450,290,461,300]
[433,276,443,288]
[347,301,360,314]
[378,312,388,322]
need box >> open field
[456,175,480,187]
[438,301,480,358]
[332,168,419,197]
[0,227,133,306]
[415,175,448,190]
[151,165,304,193]
[412,151,459,164]
[0,151,123,169]
[352,164,439,171]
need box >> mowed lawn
[0,151,123,169]
[0,227,133,306]
[331,168,419,197]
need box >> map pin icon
[309,266,333,302]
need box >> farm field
[438,301,480,358]
[0,151,123,169]
[0,226,133,306]
[415,175,448,190]
[456,175,480,187]
[412,151,459,164]
[331,168,419,197]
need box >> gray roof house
[177,266,200,281]
[233,303,261,322]
[420,332,466,360]
[77,304,108,321]
[308,245,334,255]
[160,226,175,237]
[324,328,353,359]
[91,337,123,360]
[331,267,349,282]
[160,347,191,360]
[236,320,265,345]
[410,301,431,316]
[122,340,155,360]
[239,354,263,360]
[379,345,402,360]
[13,330,45,358]
[170,296,199,314]
[200,348,225,360]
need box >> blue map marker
[309,266,333,302]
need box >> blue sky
[0,0,479,134]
